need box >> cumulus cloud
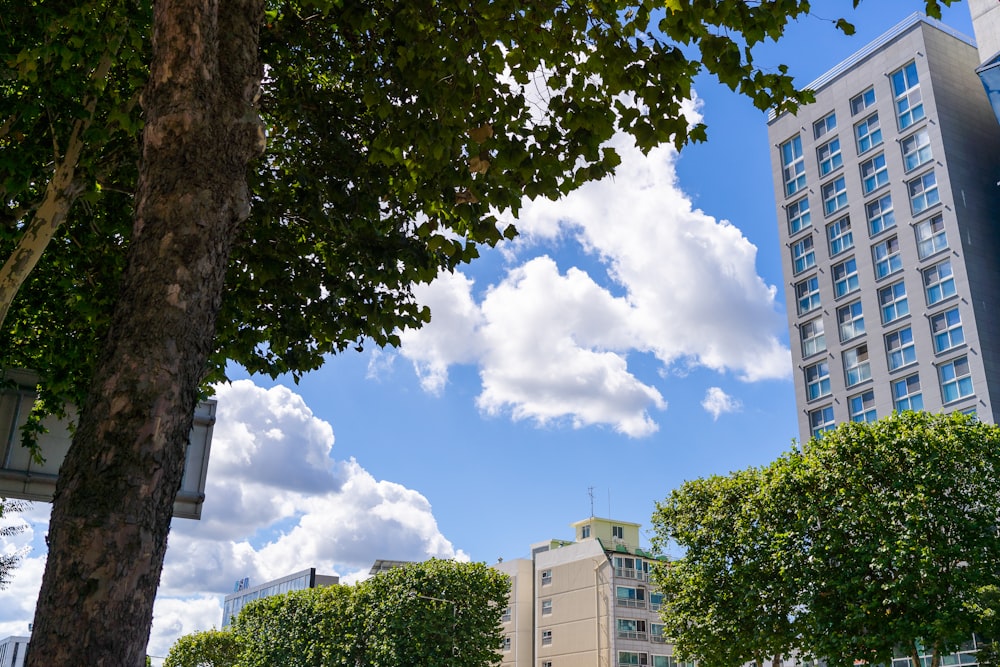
[0,380,465,661]
[701,387,743,420]
[399,127,789,437]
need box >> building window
[814,111,837,139]
[581,524,590,538]
[827,216,854,256]
[805,360,831,401]
[817,137,843,176]
[855,113,882,153]
[650,623,666,643]
[843,344,871,387]
[541,569,552,585]
[809,405,835,438]
[501,606,512,622]
[796,275,821,314]
[908,171,940,214]
[886,327,917,371]
[787,197,811,235]
[800,318,826,358]
[822,176,848,215]
[915,214,947,259]
[923,259,956,305]
[873,235,902,279]
[792,235,817,274]
[542,630,552,646]
[940,356,973,403]
[893,374,924,411]
[866,194,895,236]
[612,525,624,539]
[837,300,865,342]
[649,592,664,611]
[850,87,876,115]
[619,652,649,667]
[541,598,552,615]
[502,636,511,651]
[617,586,646,608]
[849,390,877,423]
[860,153,889,194]
[832,257,859,298]
[878,280,909,324]
[931,307,964,353]
[543,663,553,667]
[901,128,932,171]
[891,61,925,129]
[781,135,807,196]
[617,619,648,640]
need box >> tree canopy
[0,499,29,589]
[651,412,1000,667]
[165,559,509,667]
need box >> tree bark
[26,0,264,663]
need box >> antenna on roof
[588,486,595,517]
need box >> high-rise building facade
[221,567,339,627]
[768,13,1000,442]
[495,517,683,667]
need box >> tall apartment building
[767,13,1000,442]
[494,517,682,667]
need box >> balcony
[615,567,648,582]
[651,634,667,643]
[616,597,647,609]
[617,631,648,641]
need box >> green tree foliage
[222,559,508,667]
[162,629,240,667]
[651,412,1000,667]
[0,498,29,589]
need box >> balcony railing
[616,597,647,609]
[615,567,648,581]
[617,630,648,641]
[651,634,667,643]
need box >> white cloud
[1,380,464,660]
[399,122,789,436]
[701,387,743,420]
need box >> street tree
[0,499,29,589]
[651,412,1000,667]
[2,0,959,664]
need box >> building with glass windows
[0,636,28,667]
[768,13,1000,442]
[221,567,339,627]
[495,517,685,667]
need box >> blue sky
[0,1,980,661]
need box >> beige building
[494,517,684,667]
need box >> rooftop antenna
[588,486,595,518]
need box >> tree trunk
[26,0,264,662]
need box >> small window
[809,405,835,438]
[781,135,807,196]
[901,128,932,171]
[832,257,859,298]
[923,259,956,305]
[886,327,916,371]
[908,170,940,214]
[543,662,553,667]
[792,236,816,274]
[805,360,831,401]
[860,153,889,194]
[817,137,843,176]
[787,198,812,236]
[822,177,848,215]
[814,111,837,139]
[501,606,512,622]
[855,113,882,153]
[542,599,552,615]
[915,214,947,259]
[501,636,511,651]
[850,87,876,115]
[837,300,865,342]
[612,525,624,539]
[795,275,821,314]
[940,356,973,403]
[930,307,964,353]
[893,374,923,411]
[843,344,871,388]
[891,61,924,129]
[581,524,591,539]
[873,236,902,280]
[542,630,553,646]
[866,194,895,237]
[849,390,877,423]
[541,569,552,585]
[827,216,854,256]
[800,318,826,358]
[878,281,909,324]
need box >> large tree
[1,0,958,663]
[651,412,1000,667]
[0,499,29,589]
